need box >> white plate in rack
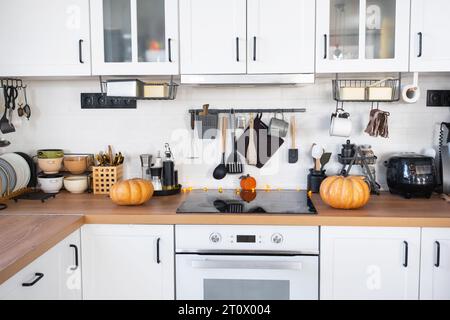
[0,153,30,192]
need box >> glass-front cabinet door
[316,0,410,73]
[90,0,178,75]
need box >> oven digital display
[236,235,256,243]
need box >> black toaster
[385,154,436,199]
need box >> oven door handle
[191,259,302,270]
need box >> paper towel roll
[401,72,421,103]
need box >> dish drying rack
[332,73,402,103]
[100,76,179,101]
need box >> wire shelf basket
[100,76,179,101]
[332,74,401,103]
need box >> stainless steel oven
[175,225,319,300]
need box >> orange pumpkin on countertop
[319,175,370,209]
[240,175,257,191]
[110,178,154,206]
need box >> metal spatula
[227,110,243,174]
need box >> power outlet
[427,90,450,107]
[81,93,137,109]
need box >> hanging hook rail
[188,107,306,115]
[0,78,27,89]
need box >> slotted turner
[227,110,243,174]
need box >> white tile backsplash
[3,75,450,190]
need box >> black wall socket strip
[81,93,137,109]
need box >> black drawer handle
[168,38,172,62]
[323,34,328,59]
[435,241,441,268]
[70,244,79,271]
[22,273,44,287]
[253,36,257,61]
[403,241,409,267]
[417,32,423,58]
[156,237,161,264]
[79,39,84,64]
[236,37,240,62]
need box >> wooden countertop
[0,190,449,285]
[2,191,450,227]
[0,215,84,285]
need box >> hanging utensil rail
[0,78,27,89]
[188,108,306,115]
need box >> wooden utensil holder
[92,165,123,195]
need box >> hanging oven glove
[378,111,389,138]
[365,109,381,137]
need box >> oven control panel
[176,225,319,253]
[209,232,284,245]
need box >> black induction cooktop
[176,190,316,214]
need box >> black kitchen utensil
[0,87,15,134]
[227,110,243,174]
[288,116,298,163]
[19,87,31,120]
[7,86,17,124]
[237,114,284,169]
[213,117,228,180]
[320,152,332,170]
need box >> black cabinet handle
[69,244,79,271]
[435,241,441,268]
[168,38,172,62]
[417,32,423,57]
[156,238,161,264]
[253,36,257,61]
[236,37,240,62]
[79,39,84,64]
[403,241,409,267]
[323,34,328,59]
[22,273,44,287]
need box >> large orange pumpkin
[319,175,370,209]
[110,178,154,206]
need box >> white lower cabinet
[81,224,174,300]
[420,228,450,300]
[320,227,421,300]
[0,230,81,300]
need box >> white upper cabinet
[81,224,174,300]
[321,227,421,300]
[180,0,315,75]
[410,0,450,72]
[247,0,315,74]
[90,0,179,75]
[420,228,450,300]
[0,0,91,77]
[316,0,410,73]
[179,0,246,74]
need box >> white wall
[3,74,450,190]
